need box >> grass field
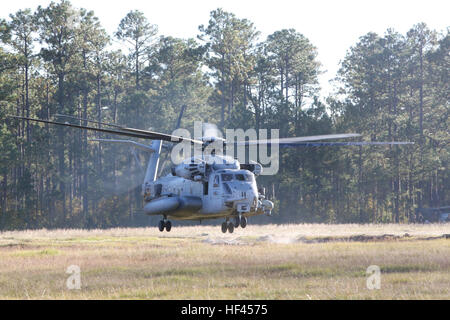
[0,223,449,299]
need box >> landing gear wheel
[158,220,165,232]
[227,222,234,234]
[233,216,240,228]
[221,222,227,233]
[240,217,247,228]
[165,220,172,232]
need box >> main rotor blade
[233,133,361,145]
[55,113,202,144]
[279,141,414,147]
[8,116,203,144]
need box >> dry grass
[0,223,449,299]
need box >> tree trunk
[57,72,66,219]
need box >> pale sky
[2,0,449,97]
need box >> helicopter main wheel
[233,216,241,228]
[240,217,247,228]
[158,220,165,232]
[227,222,234,233]
[221,222,227,233]
[158,218,172,232]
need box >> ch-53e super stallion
[10,108,411,233]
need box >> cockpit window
[221,173,233,181]
[222,183,232,194]
[213,175,219,187]
[235,173,253,181]
[221,172,254,182]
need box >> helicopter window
[221,174,233,181]
[235,173,253,182]
[213,175,219,187]
[222,183,232,194]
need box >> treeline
[0,0,448,229]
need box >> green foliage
[115,10,158,88]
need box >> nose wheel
[158,219,172,232]
[240,216,247,228]
[221,221,234,233]
[233,216,240,228]
[233,215,248,228]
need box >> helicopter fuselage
[143,168,271,221]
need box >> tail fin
[143,140,162,185]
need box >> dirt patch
[253,233,407,244]
[202,237,246,245]
[253,233,450,244]
[257,235,297,244]
[304,234,403,243]
[297,233,450,243]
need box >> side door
[205,173,223,213]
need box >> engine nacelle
[171,161,206,180]
[240,162,263,176]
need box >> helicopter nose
[234,186,258,213]
[238,186,257,200]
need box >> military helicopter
[10,109,412,233]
